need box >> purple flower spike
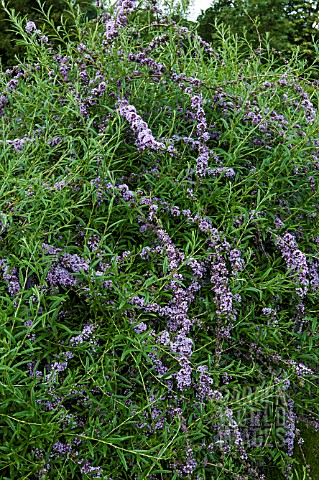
[25,21,40,34]
[117,99,166,152]
[277,232,309,297]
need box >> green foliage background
[2,0,319,71]
[196,0,319,69]
[0,0,96,67]
[0,1,319,479]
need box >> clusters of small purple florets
[25,20,48,43]
[117,98,166,152]
[25,20,40,35]
[277,232,309,297]
[1,0,319,478]
[0,68,27,117]
[1,261,21,296]
[103,0,137,43]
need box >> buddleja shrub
[0,0,318,478]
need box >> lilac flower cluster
[262,307,278,326]
[70,323,96,346]
[80,460,103,477]
[46,264,78,288]
[309,258,319,291]
[293,84,317,124]
[53,55,71,82]
[0,94,9,118]
[0,68,27,118]
[130,251,197,389]
[195,365,215,401]
[286,360,313,377]
[77,77,108,115]
[147,393,166,430]
[243,106,289,140]
[134,321,147,334]
[210,166,236,178]
[28,318,103,477]
[103,0,137,44]
[91,81,107,97]
[156,228,185,271]
[43,244,90,289]
[25,20,48,43]
[216,406,248,460]
[229,248,245,276]
[177,442,197,476]
[211,82,310,152]
[177,25,221,60]
[87,234,101,252]
[170,331,193,390]
[25,21,40,35]
[128,52,165,76]
[145,33,169,54]
[210,249,235,338]
[130,274,193,338]
[284,398,296,458]
[189,93,211,177]
[48,136,62,147]
[60,253,89,273]
[148,348,168,377]
[27,360,42,378]
[169,74,220,178]
[187,258,207,280]
[131,198,246,384]
[46,351,74,382]
[170,72,202,91]
[6,136,33,152]
[168,77,238,180]
[35,440,103,478]
[24,318,37,343]
[274,214,285,229]
[117,99,166,152]
[269,351,314,378]
[91,177,136,205]
[185,218,242,344]
[1,262,20,297]
[277,232,309,297]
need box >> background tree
[286,1,319,61]
[196,0,319,67]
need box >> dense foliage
[0,0,96,67]
[196,0,319,68]
[0,1,319,479]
